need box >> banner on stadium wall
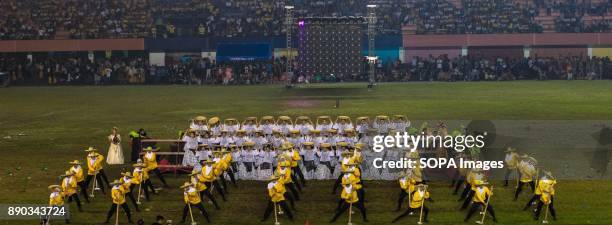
[362,48,400,63]
[273,48,298,59]
[216,43,271,62]
[201,52,216,60]
[593,47,612,58]
[149,52,165,66]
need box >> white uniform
[181,135,198,166]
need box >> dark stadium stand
[1,0,612,40]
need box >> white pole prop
[274,203,280,225]
[136,173,143,204]
[188,203,195,225]
[418,186,427,225]
[115,204,119,225]
[90,173,97,198]
[542,202,550,224]
[347,202,353,225]
[477,186,493,224]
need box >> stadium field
[1,81,612,225]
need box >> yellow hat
[354,143,364,150]
[356,116,369,122]
[195,116,207,121]
[237,130,246,134]
[302,142,314,146]
[320,143,332,148]
[63,170,74,176]
[201,159,215,164]
[180,182,194,189]
[69,160,81,165]
[121,172,133,178]
[311,130,320,134]
[143,146,159,151]
[110,180,123,186]
[208,117,220,125]
[290,130,300,134]
[338,142,348,147]
[278,116,291,121]
[84,147,97,152]
[244,141,255,147]
[48,185,61,191]
[328,129,338,134]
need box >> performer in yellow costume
[329,182,368,223]
[464,182,497,222]
[60,170,83,212]
[180,182,211,224]
[84,147,110,194]
[68,160,89,202]
[104,180,133,224]
[392,184,430,223]
[261,175,294,222]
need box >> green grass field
[1,81,612,225]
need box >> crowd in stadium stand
[1,54,610,85]
[1,0,612,40]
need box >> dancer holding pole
[464,182,497,223]
[392,184,430,223]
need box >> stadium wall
[402,32,612,59]
[0,39,145,52]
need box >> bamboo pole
[274,203,280,225]
[347,202,353,225]
[187,203,196,225]
[115,204,119,225]
[477,186,493,224]
[136,172,143,204]
[417,186,427,224]
[90,173,97,198]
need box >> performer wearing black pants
[180,182,211,224]
[142,146,169,187]
[464,183,497,223]
[330,184,368,223]
[104,181,133,224]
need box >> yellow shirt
[132,168,149,184]
[518,162,536,182]
[268,181,286,203]
[340,157,355,173]
[505,152,519,169]
[191,175,208,192]
[61,177,77,196]
[86,154,105,175]
[184,187,201,204]
[70,166,84,182]
[49,192,64,206]
[399,177,414,193]
[144,152,158,170]
[277,167,292,184]
[120,178,132,193]
[537,179,556,204]
[342,173,361,190]
[409,191,430,208]
[472,186,492,203]
[341,185,359,203]
[290,150,301,167]
[111,186,126,204]
[200,166,215,182]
